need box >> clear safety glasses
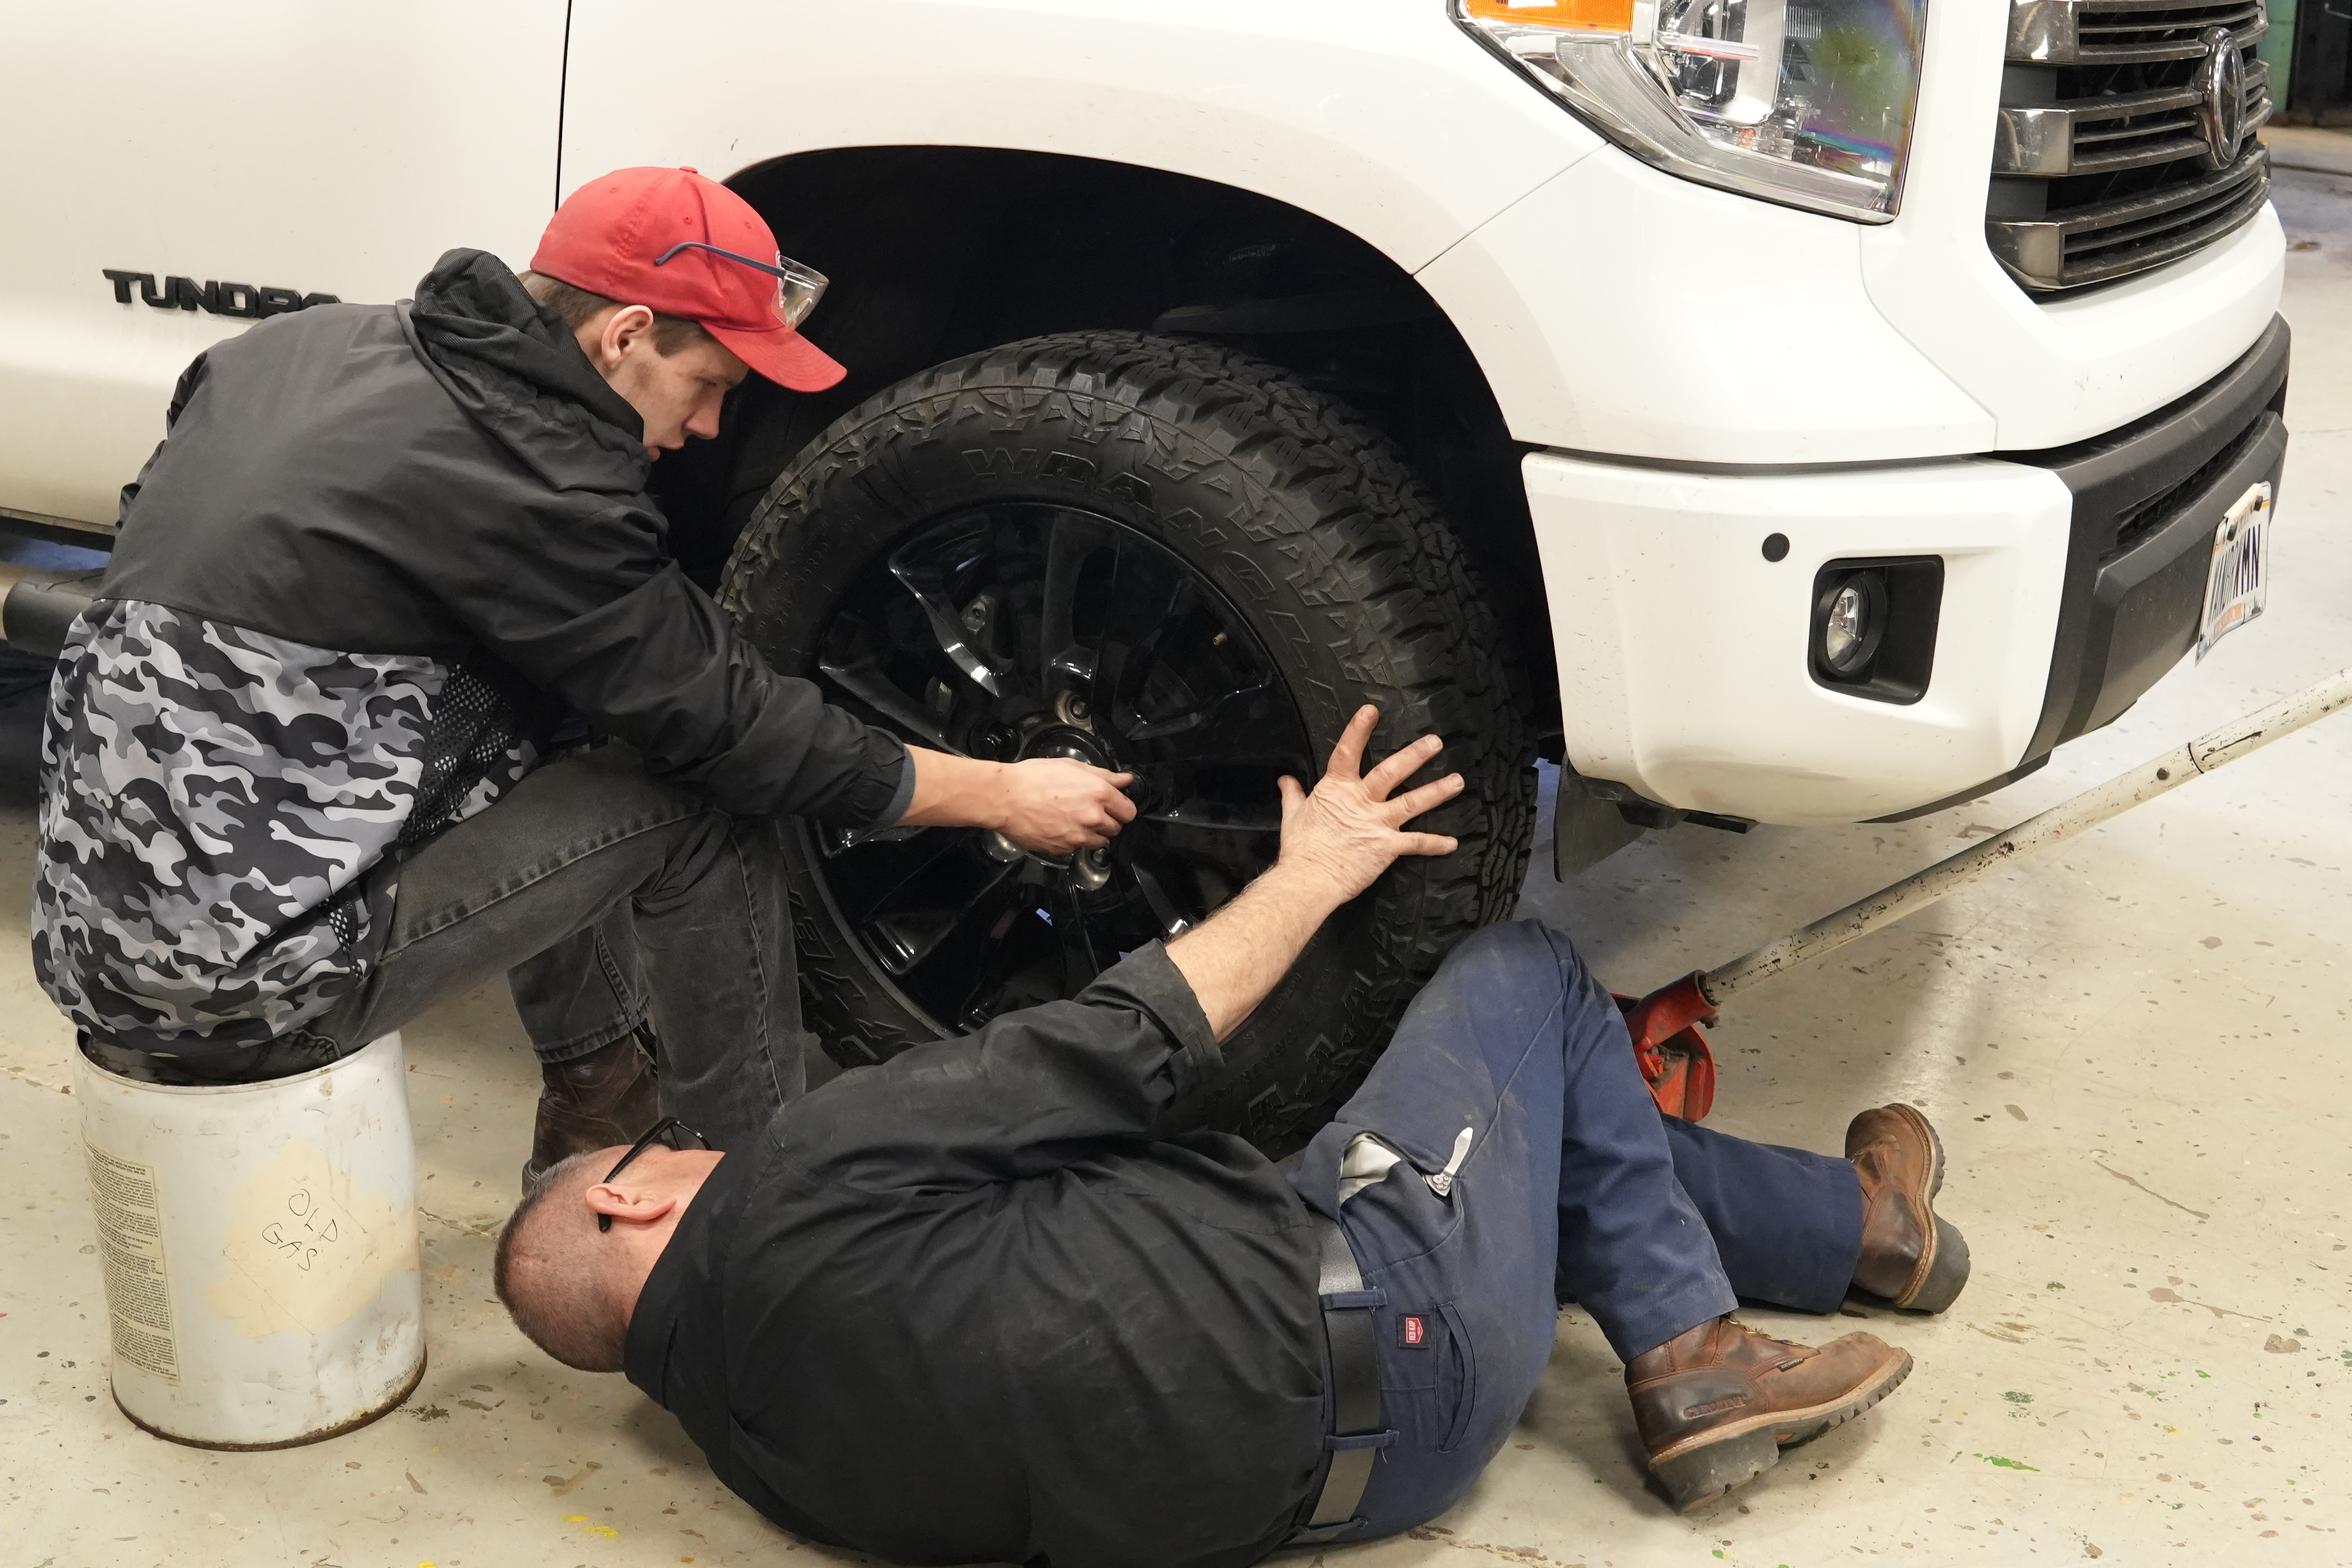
[652,240,829,327]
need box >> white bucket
[76,1032,426,1448]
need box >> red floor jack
[1618,668,2352,1119]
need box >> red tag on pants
[1400,1315,1426,1346]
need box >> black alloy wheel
[806,504,1312,1029]
[724,332,1533,1152]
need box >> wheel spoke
[1048,883,1102,988]
[820,656,963,754]
[1123,681,1300,768]
[1141,798,1283,834]
[1126,859,1195,937]
[1088,540,1189,724]
[816,820,935,857]
[829,827,965,926]
[945,893,1053,1027]
[1039,512,1118,691]
[863,858,1024,976]
[888,518,1004,696]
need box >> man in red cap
[33,167,1136,1183]
[527,163,851,412]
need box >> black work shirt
[624,943,1327,1568]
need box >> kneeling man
[497,707,1970,1566]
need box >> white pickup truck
[0,0,2289,1140]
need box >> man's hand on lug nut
[994,756,1137,854]
[896,747,1136,854]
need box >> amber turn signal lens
[1459,0,1634,31]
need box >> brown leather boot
[1847,1103,1971,1312]
[1627,1316,1912,1512]
[521,1027,660,1191]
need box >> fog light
[1807,556,1943,705]
[1816,571,1885,677]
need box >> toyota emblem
[2194,26,2247,170]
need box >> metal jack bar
[1622,666,2352,1120]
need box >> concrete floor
[3,160,2350,1568]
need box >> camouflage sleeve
[30,599,468,1055]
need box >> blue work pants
[1285,920,1864,1540]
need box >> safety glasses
[652,240,828,327]
[596,1116,709,1233]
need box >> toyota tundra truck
[0,0,2289,1144]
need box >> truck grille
[1989,1,2272,292]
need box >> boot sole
[1880,1104,1970,1313]
[1649,1350,1914,1513]
[1900,1216,1971,1314]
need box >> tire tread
[723,331,1534,1148]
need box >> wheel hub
[1020,722,1113,770]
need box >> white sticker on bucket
[86,1143,181,1384]
[206,1137,413,1339]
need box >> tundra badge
[102,270,339,320]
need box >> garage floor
[3,160,2349,1568]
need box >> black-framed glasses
[651,240,828,327]
[596,1116,709,1232]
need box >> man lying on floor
[495,706,1971,1568]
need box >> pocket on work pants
[1341,1171,1563,1536]
[1375,1301,1475,1448]
[1435,1301,1479,1453]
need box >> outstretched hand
[1275,705,1463,904]
[1164,705,1462,1040]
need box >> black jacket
[626,943,1327,1568]
[33,250,906,1052]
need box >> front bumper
[2003,316,2290,764]
[1535,317,2292,827]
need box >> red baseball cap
[530,165,846,393]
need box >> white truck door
[0,2,570,531]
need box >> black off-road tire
[722,331,1533,1152]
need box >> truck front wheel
[722,331,1531,1150]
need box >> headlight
[1453,0,1928,222]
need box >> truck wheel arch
[649,144,1560,741]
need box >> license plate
[2196,480,2272,661]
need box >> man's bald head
[495,1139,724,1374]
[496,1152,633,1371]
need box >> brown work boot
[521,1027,660,1191]
[1847,1103,1971,1312]
[1627,1316,1912,1512]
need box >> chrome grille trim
[2009,0,2264,66]
[1987,148,2270,289]
[1993,60,2270,176]
[1991,0,2273,292]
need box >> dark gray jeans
[314,744,811,1151]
